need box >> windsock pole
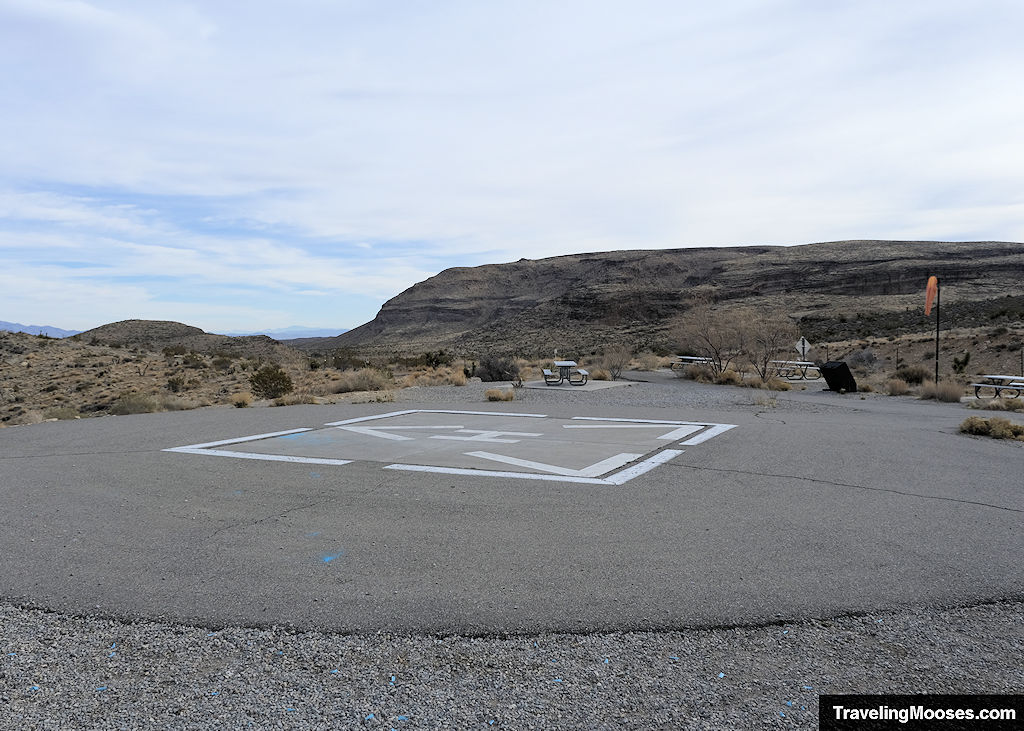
[925,276,940,384]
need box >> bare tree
[671,299,748,376]
[746,312,798,379]
[599,344,633,380]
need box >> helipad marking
[335,425,465,441]
[679,423,737,445]
[432,430,544,444]
[325,409,547,426]
[562,423,704,440]
[465,450,643,477]
[163,410,736,485]
[168,447,353,466]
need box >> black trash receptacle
[820,361,857,392]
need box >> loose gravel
[3,600,1021,730]
[3,374,1021,729]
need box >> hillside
[80,320,302,363]
[298,240,1024,356]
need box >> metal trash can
[820,361,857,393]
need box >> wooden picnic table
[970,374,1024,398]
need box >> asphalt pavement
[1,375,1021,634]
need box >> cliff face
[316,240,1024,355]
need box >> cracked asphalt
[1,373,1020,634]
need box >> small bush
[43,407,80,420]
[167,375,187,393]
[212,357,233,372]
[331,368,390,394]
[109,393,160,415]
[960,416,1024,440]
[969,398,1024,413]
[109,393,192,415]
[231,392,253,408]
[590,368,611,381]
[477,355,519,383]
[748,376,791,391]
[485,388,515,402]
[896,366,928,385]
[886,378,910,396]
[273,392,318,407]
[681,364,713,382]
[249,364,294,399]
[919,381,964,403]
[714,370,743,386]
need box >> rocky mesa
[302,240,1024,356]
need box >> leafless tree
[599,344,633,380]
[746,312,798,379]
[671,299,748,376]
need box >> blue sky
[1,1,1022,333]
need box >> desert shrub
[681,364,713,382]
[919,381,964,403]
[109,393,160,415]
[895,365,929,385]
[485,388,515,402]
[885,378,910,396]
[182,352,205,369]
[108,393,191,415]
[858,383,875,393]
[162,345,188,356]
[477,355,519,382]
[714,369,743,386]
[249,364,294,399]
[44,407,80,420]
[231,392,253,408]
[212,356,233,372]
[166,375,187,393]
[590,368,611,381]
[960,416,1024,440]
[847,349,877,368]
[951,352,971,374]
[634,352,663,372]
[401,366,466,388]
[308,359,322,371]
[969,397,1024,413]
[332,368,390,394]
[273,392,318,407]
[330,348,364,371]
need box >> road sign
[795,337,811,359]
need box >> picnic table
[670,356,713,370]
[770,360,821,380]
[543,360,589,386]
[970,374,1024,398]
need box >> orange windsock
[925,276,938,316]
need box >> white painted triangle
[465,450,643,477]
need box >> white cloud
[0,1,1021,329]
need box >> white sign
[795,337,811,359]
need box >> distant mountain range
[0,321,345,341]
[218,326,349,340]
[0,321,81,338]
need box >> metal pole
[934,281,940,384]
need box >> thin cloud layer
[1,1,1021,331]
